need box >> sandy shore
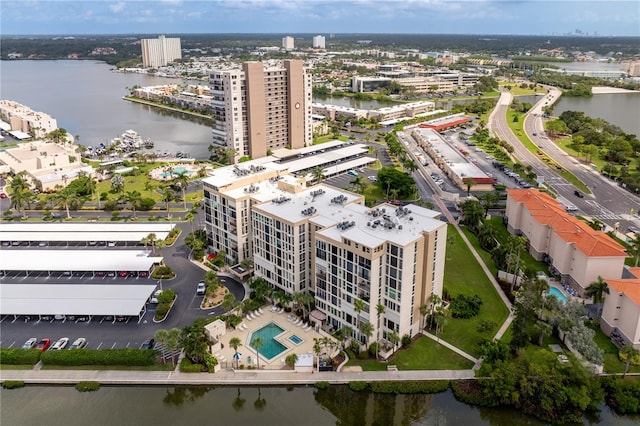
[592,86,639,94]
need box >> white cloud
[109,1,126,13]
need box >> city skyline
[1,0,639,37]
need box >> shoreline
[591,86,639,94]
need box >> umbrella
[233,352,242,361]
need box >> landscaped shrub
[138,198,156,211]
[368,342,379,357]
[179,357,204,373]
[348,381,369,391]
[449,294,483,319]
[401,334,412,347]
[157,289,176,304]
[601,377,640,414]
[40,349,157,366]
[76,381,100,392]
[451,380,494,406]
[358,350,369,360]
[0,349,41,365]
[2,380,25,389]
[152,265,175,279]
[314,381,330,390]
[155,303,170,319]
[369,380,450,394]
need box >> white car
[69,338,87,350]
[196,281,206,295]
[22,337,38,349]
[50,337,69,350]
[367,176,377,182]
[150,290,163,304]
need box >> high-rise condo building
[282,36,295,50]
[202,158,447,345]
[209,60,312,161]
[312,35,326,49]
[141,35,182,68]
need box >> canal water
[1,385,637,426]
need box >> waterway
[1,385,637,426]
[0,60,213,159]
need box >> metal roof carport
[0,250,163,276]
[0,284,157,322]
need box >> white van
[565,205,578,212]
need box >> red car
[35,338,51,351]
[0,193,7,199]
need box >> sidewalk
[0,367,476,385]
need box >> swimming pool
[160,167,193,178]
[548,287,568,303]
[288,335,303,345]
[248,322,287,360]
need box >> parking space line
[96,342,103,350]
[9,341,16,348]
[110,342,117,349]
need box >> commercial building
[141,35,182,68]
[505,189,627,296]
[209,60,312,160]
[282,36,295,51]
[601,268,640,349]
[0,100,57,139]
[0,140,94,191]
[203,161,447,344]
[312,35,326,49]
[312,101,435,123]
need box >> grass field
[440,225,510,357]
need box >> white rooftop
[0,250,163,272]
[0,284,156,316]
[0,223,175,242]
[9,130,31,140]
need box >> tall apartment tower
[141,35,182,68]
[282,36,295,50]
[312,35,326,49]
[209,60,312,160]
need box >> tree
[428,293,442,331]
[9,185,35,218]
[162,186,174,219]
[585,276,609,318]
[285,353,298,369]
[124,190,142,219]
[359,322,374,348]
[419,304,429,330]
[185,211,195,233]
[388,331,400,355]
[174,170,190,210]
[463,177,474,196]
[620,345,640,378]
[180,322,209,364]
[350,174,365,194]
[251,337,264,370]
[229,337,242,369]
[353,298,366,330]
[459,200,484,233]
[311,166,325,184]
[142,233,157,254]
[55,187,79,219]
[110,174,125,194]
[154,329,169,363]
[375,304,385,359]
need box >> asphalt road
[490,90,640,232]
[0,219,247,350]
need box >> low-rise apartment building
[505,189,627,295]
[0,100,58,139]
[601,268,640,350]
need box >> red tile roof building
[602,267,640,349]
[506,188,627,296]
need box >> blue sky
[1,1,639,36]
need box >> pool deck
[213,308,327,369]
[548,282,572,302]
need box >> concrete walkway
[0,367,476,385]
[421,331,479,364]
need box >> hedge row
[179,357,204,372]
[40,349,157,366]
[349,380,450,394]
[0,349,41,365]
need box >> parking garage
[0,250,163,277]
[0,284,157,322]
[0,222,176,247]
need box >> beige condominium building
[141,35,182,68]
[0,100,57,139]
[209,60,312,161]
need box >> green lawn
[592,326,640,374]
[344,350,387,371]
[440,225,510,357]
[0,364,36,370]
[313,135,348,144]
[40,364,175,371]
[392,337,475,370]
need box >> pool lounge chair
[253,310,261,317]
[271,305,278,312]
[293,319,301,325]
[258,307,264,314]
[246,313,254,320]
[277,307,284,313]
[287,315,293,322]
[241,324,248,331]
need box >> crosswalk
[584,200,623,220]
[591,212,624,221]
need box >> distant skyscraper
[209,60,312,160]
[141,35,182,68]
[282,36,295,51]
[312,35,326,49]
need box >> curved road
[490,89,639,232]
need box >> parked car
[69,338,87,350]
[50,337,69,350]
[347,170,358,176]
[196,281,206,295]
[22,337,38,349]
[150,290,163,304]
[35,338,51,351]
[0,193,7,199]
[140,338,155,350]
[574,190,584,198]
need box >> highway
[490,89,640,233]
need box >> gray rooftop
[0,250,163,272]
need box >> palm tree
[9,187,35,218]
[353,298,366,330]
[428,293,442,331]
[312,166,325,184]
[174,171,190,210]
[124,190,142,219]
[375,304,385,359]
[388,331,400,356]
[359,322,374,348]
[55,187,78,219]
[285,353,298,369]
[85,174,100,209]
[585,276,609,318]
[162,186,175,219]
[185,211,195,233]
[419,304,429,330]
[350,175,364,193]
[111,174,125,194]
[142,233,157,254]
[154,329,170,363]
[251,337,264,370]
[463,177,475,196]
[229,337,242,369]
[155,240,167,262]
[166,328,182,366]
[621,345,640,378]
